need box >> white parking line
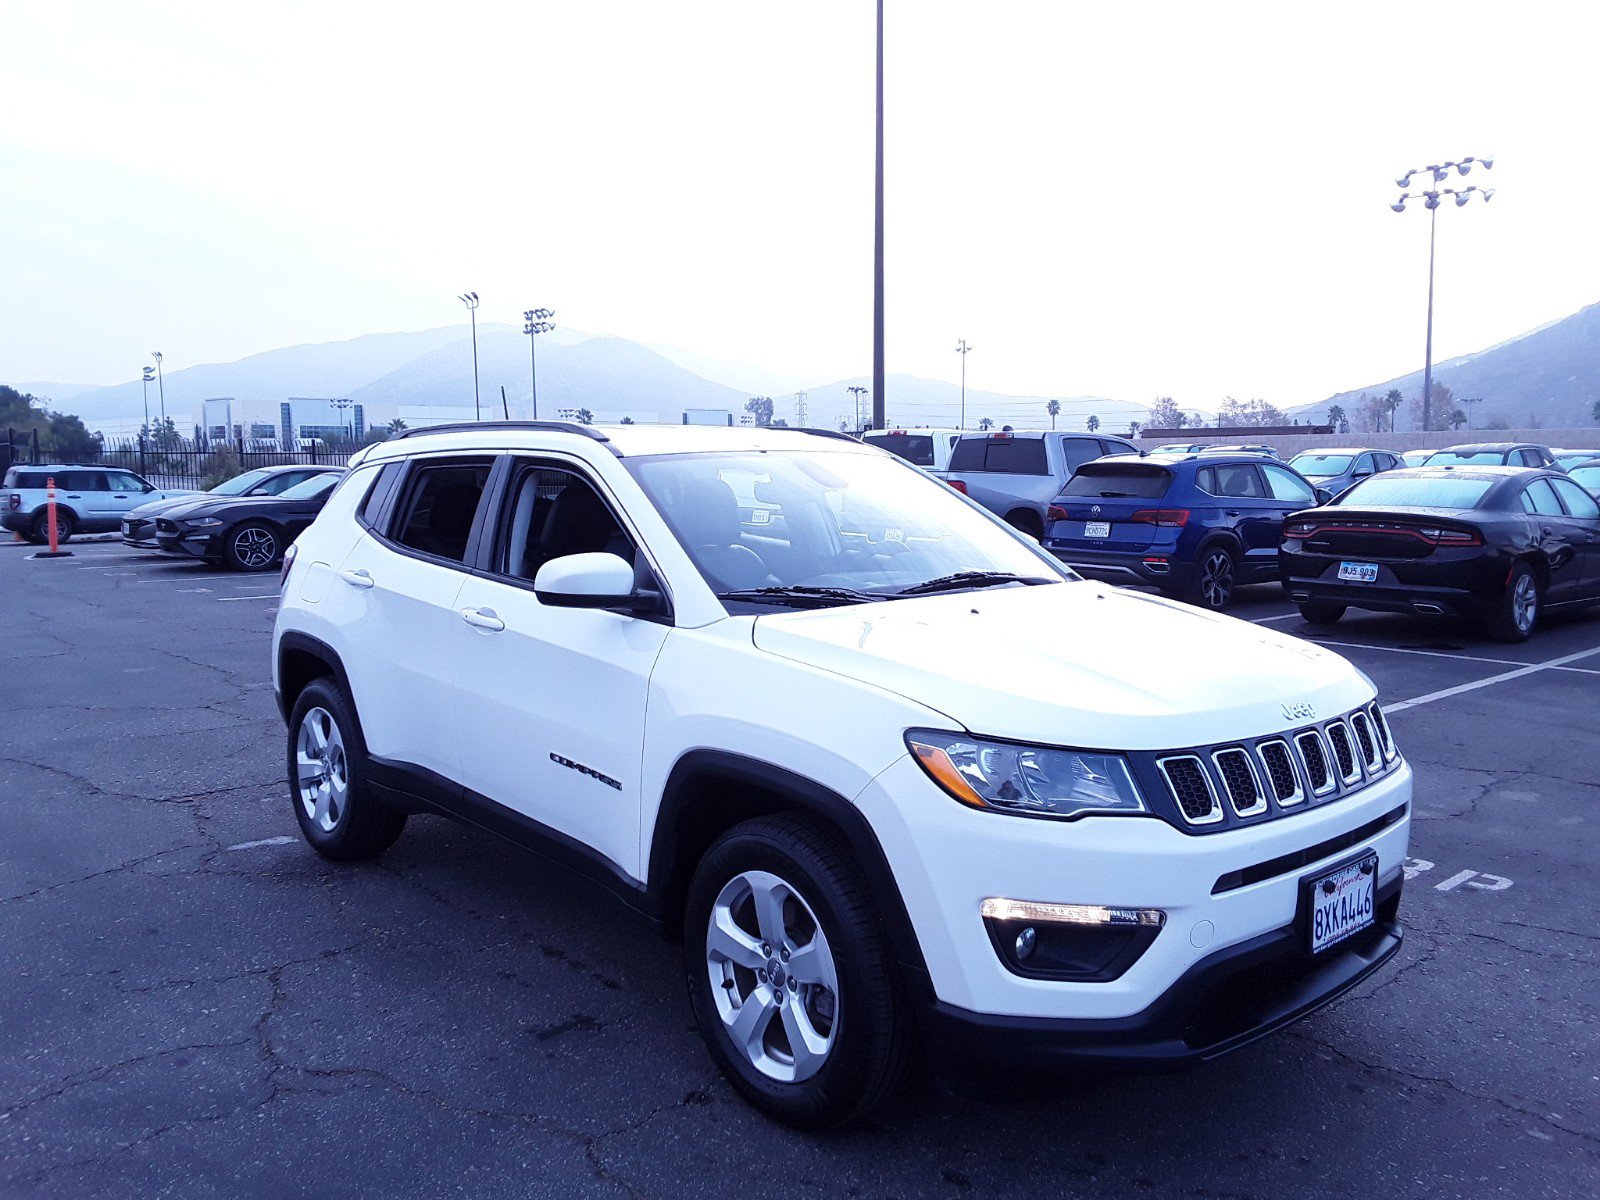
[1308,640,1528,669]
[1385,645,1600,714]
[215,594,279,602]
[226,836,295,851]
[1250,612,1304,624]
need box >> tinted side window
[1523,479,1564,516]
[496,465,635,582]
[1056,438,1100,473]
[1353,454,1374,475]
[358,462,405,530]
[60,471,104,490]
[1516,449,1541,467]
[1550,477,1600,520]
[387,458,494,563]
[106,471,146,492]
[982,439,1048,474]
[1210,464,1267,499]
[1262,465,1316,505]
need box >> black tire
[223,520,281,572]
[1183,543,1238,610]
[286,677,406,861]
[1298,602,1346,626]
[1485,561,1541,643]
[683,815,911,1129]
[1005,510,1043,540]
[31,509,74,544]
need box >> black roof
[1428,442,1541,453]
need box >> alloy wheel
[1200,550,1235,608]
[233,526,277,569]
[705,869,839,1083]
[1513,572,1538,633]
[295,706,348,833]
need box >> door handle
[1225,510,1242,517]
[460,607,505,632]
[339,568,375,589]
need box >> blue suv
[1043,452,1326,609]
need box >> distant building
[196,397,363,445]
[682,408,735,426]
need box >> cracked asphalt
[3,538,1597,1198]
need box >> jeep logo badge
[1282,702,1316,721]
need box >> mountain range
[12,301,1600,436]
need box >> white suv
[272,421,1411,1128]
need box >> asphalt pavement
[2,537,1596,1198]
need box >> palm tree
[575,408,595,425]
[385,417,407,436]
[1086,415,1100,433]
[1046,399,1060,430]
[1326,404,1346,434]
[977,417,995,431]
[1592,398,1600,424]
[1384,389,1404,433]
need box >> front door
[451,460,669,879]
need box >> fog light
[1015,926,1037,961]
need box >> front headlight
[906,730,1146,819]
[186,516,224,528]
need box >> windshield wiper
[894,570,1054,596]
[716,585,884,608]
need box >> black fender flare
[275,631,351,725]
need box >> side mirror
[1351,470,1372,480]
[1315,487,1335,505]
[534,552,659,613]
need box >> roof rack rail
[790,427,861,443]
[394,420,610,443]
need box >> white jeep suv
[272,422,1410,1128]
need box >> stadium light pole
[1392,156,1493,433]
[871,0,885,431]
[329,397,354,443]
[523,308,555,420]
[955,339,972,430]
[141,366,154,430]
[846,384,868,432]
[150,352,166,424]
[1459,396,1484,429]
[458,292,481,420]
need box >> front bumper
[155,528,223,560]
[1,511,32,533]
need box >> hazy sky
[4,0,1598,412]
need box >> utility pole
[151,352,166,423]
[847,385,868,432]
[1392,156,1493,433]
[458,292,481,419]
[141,366,154,430]
[871,0,886,431]
[795,391,809,427]
[955,339,972,430]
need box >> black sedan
[154,469,344,571]
[122,464,336,548]
[1280,466,1600,642]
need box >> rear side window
[864,433,935,467]
[949,437,1048,475]
[1550,477,1600,519]
[1520,479,1564,516]
[1098,439,1137,458]
[1061,465,1172,499]
[1198,464,1267,498]
[358,462,406,530]
[387,458,495,563]
[1056,438,1101,473]
[59,470,104,490]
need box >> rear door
[59,470,112,522]
[1519,478,1585,603]
[1547,477,1600,597]
[1199,462,1279,567]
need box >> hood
[126,493,199,519]
[751,582,1371,750]
[162,493,300,521]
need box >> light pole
[329,398,354,443]
[846,385,868,432]
[458,292,481,420]
[1392,156,1493,433]
[141,366,154,431]
[871,0,885,431]
[1459,396,1485,429]
[955,339,972,430]
[151,351,166,424]
[523,308,555,420]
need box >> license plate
[1338,561,1378,583]
[1307,853,1377,954]
[1084,521,1111,539]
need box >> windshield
[863,433,936,467]
[1568,466,1600,490]
[1290,453,1354,476]
[1401,451,1431,466]
[278,473,341,500]
[625,450,1069,606]
[1555,452,1599,468]
[1426,449,1506,466]
[1338,475,1494,509]
[210,468,274,496]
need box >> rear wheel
[31,509,74,544]
[1485,562,1540,643]
[287,678,406,860]
[1184,544,1238,610]
[1005,510,1043,540]
[224,520,280,571]
[1298,602,1346,626]
[683,815,910,1129]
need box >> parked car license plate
[1084,521,1111,539]
[1338,561,1379,583]
[1307,853,1377,954]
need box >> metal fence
[4,430,359,491]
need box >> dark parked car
[1280,466,1600,641]
[1287,447,1405,500]
[1044,452,1327,610]
[1423,442,1560,470]
[154,469,344,570]
[1566,459,1600,499]
[1553,448,1600,472]
[122,464,337,548]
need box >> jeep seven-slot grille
[1155,704,1399,828]
[1158,757,1220,823]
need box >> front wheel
[224,520,281,571]
[1184,544,1238,610]
[683,816,910,1129]
[1485,562,1541,643]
